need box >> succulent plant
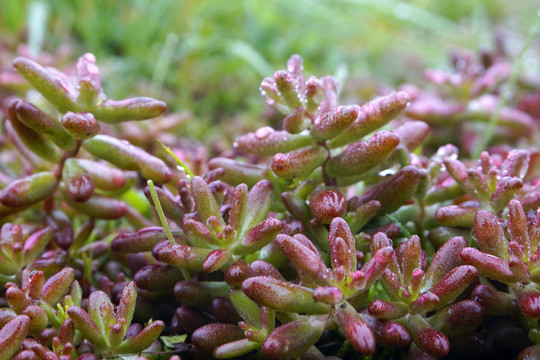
[67,281,164,357]
[1,37,540,359]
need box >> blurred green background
[1,0,539,140]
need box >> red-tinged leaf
[408,314,450,358]
[234,128,313,156]
[368,299,409,320]
[474,210,507,258]
[370,232,400,275]
[249,260,285,281]
[352,246,394,291]
[305,76,324,113]
[410,292,440,313]
[242,276,330,314]
[274,70,301,108]
[434,205,477,227]
[234,217,282,255]
[330,91,411,147]
[329,218,356,271]
[518,345,540,360]
[5,286,30,313]
[517,290,540,318]
[472,284,516,315]
[283,107,307,134]
[508,200,530,253]
[72,159,128,191]
[444,158,468,183]
[313,287,343,305]
[93,97,166,123]
[62,112,100,140]
[336,303,375,355]
[192,323,245,354]
[460,247,519,282]
[309,189,347,225]
[501,149,530,179]
[225,261,251,288]
[360,166,421,216]
[108,323,124,349]
[287,55,303,79]
[490,177,523,211]
[428,265,477,307]
[0,172,58,208]
[87,291,113,336]
[466,168,491,200]
[75,53,102,105]
[67,306,107,349]
[360,313,411,348]
[326,131,400,177]
[428,300,484,337]
[59,318,75,345]
[380,270,402,299]
[311,105,360,141]
[111,227,169,253]
[424,236,467,288]
[394,120,430,151]
[13,57,78,112]
[62,192,127,219]
[115,320,165,354]
[0,315,30,360]
[190,176,224,226]
[227,184,248,231]
[183,218,220,248]
[263,316,326,360]
[23,226,55,263]
[21,305,48,335]
[134,264,185,291]
[275,234,330,286]
[508,255,529,281]
[401,235,422,286]
[41,267,74,306]
[203,249,230,272]
[242,180,274,233]
[83,135,171,183]
[330,237,353,275]
[20,338,50,358]
[350,200,381,232]
[27,271,44,301]
[116,281,137,328]
[260,77,281,104]
[529,211,540,253]
[155,243,211,271]
[214,338,261,359]
[66,174,94,203]
[15,100,75,150]
[271,145,327,180]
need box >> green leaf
[160,334,187,349]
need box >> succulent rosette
[458,200,540,357]
[240,218,410,357]
[369,233,480,357]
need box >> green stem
[147,179,190,280]
[157,139,195,178]
[147,180,175,245]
